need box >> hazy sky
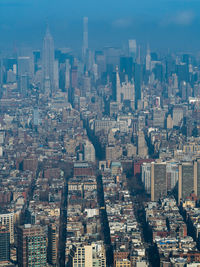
[0,0,200,52]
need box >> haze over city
[1,0,200,51]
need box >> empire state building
[42,26,55,94]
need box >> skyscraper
[151,162,167,201]
[42,26,55,95]
[178,162,194,203]
[65,59,71,90]
[83,17,88,60]
[194,159,200,199]
[0,225,10,263]
[0,212,14,244]
[47,224,58,266]
[146,44,151,71]
[128,39,137,60]
[116,66,121,103]
[0,57,3,87]
[134,63,141,108]
[17,224,47,267]
[178,160,200,203]
[84,140,95,162]
[17,56,32,96]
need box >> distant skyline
[0,0,200,52]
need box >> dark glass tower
[0,225,10,263]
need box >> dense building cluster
[1,16,200,267]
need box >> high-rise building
[116,67,135,105]
[142,163,151,194]
[17,57,31,77]
[33,108,40,126]
[146,44,151,71]
[116,66,121,103]
[134,63,141,108]
[0,58,3,86]
[142,162,178,197]
[178,160,200,203]
[166,162,179,191]
[83,17,88,60]
[173,106,184,127]
[0,212,14,244]
[128,39,137,60]
[17,56,32,95]
[71,66,78,89]
[65,59,71,90]
[151,162,167,201]
[120,57,133,80]
[42,26,55,94]
[17,224,47,267]
[69,243,106,267]
[153,108,165,128]
[0,225,10,263]
[19,75,29,96]
[194,159,200,199]
[84,140,95,162]
[178,162,194,203]
[82,71,91,97]
[54,60,59,90]
[47,224,58,266]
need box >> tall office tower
[69,243,106,267]
[178,162,194,203]
[120,57,133,81]
[128,39,137,60]
[0,225,10,263]
[65,59,71,90]
[153,108,165,128]
[116,66,121,103]
[19,75,29,96]
[33,50,40,73]
[178,161,200,203]
[42,26,55,95]
[167,114,173,129]
[0,58,3,86]
[146,44,151,71]
[121,77,135,105]
[17,224,47,267]
[71,66,78,88]
[33,108,40,126]
[173,106,184,127]
[84,140,95,162]
[17,56,32,95]
[180,81,187,101]
[7,69,16,83]
[134,62,141,108]
[0,212,14,244]
[142,163,151,194]
[166,162,179,191]
[176,63,189,84]
[151,162,167,201]
[17,56,31,77]
[194,159,200,198]
[47,224,58,266]
[54,60,59,90]
[83,71,91,96]
[83,17,88,60]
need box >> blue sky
[0,0,200,52]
